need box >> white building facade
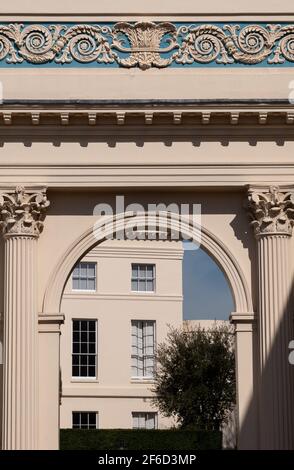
[59,240,183,430]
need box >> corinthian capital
[0,186,50,238]
[246,185,294,237]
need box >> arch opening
[42,211,253,316]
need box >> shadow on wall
[239,276,294,450]
[1,125,294,148]
[0,363,2,447]
[0,238,3,448]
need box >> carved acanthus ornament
[246,186,294,237]
[0,22,294,69]
[0,186,50,238]
[112,22,177,69]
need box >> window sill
[130,378,155,384]
[71,378,99,384]
[131,291,156,295]
[71,290,97,293]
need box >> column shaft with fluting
[2,236,38,449]
[0,186,50,450]
[257,234,294,449]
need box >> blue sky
[182,242,234,320]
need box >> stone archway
[42,211,253,316]
[41,210,254,448]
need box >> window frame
[71,319,98,380]
[131,263,156,293]
[131,320,156,380]
[132,412,158,430]
[72,411,98,430]
[72,261,97,292]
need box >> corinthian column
[246,185,294,449]
[0,186,49,450]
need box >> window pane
[131,365,138,377]
[88,355,96,366]
[72,279,79,290]
[89,413,96,426]
[132,265,138,278]
[138,280,145,291]
[81,413,88,425]
[81,321,87,331]
[146,280,154,291]
[72,355,79,366]
[79,278,87,290]
[80,367,87,377]
[81,332,87,342]
[81,343,88,354]
[131,280,138,291]
[87,279,95,290]
[132,414,139,429]
[72,412,80,426]
[89,332,95,342]
[72,262,96,291]
[88,321,96,332]
[89,343,96,354]
[80,264,87,277]
[72,266,80,277]
[73,331,79,342]
[138,265,146,277]
[88,366,96,377]
[146,414,156,429]
[146,266,154,278]
[87,264,95,277]
[80,355,88,366]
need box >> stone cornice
[1,22,294,69]
[246,185,294,237]
[0,186,50,238]
[1,106,294,127]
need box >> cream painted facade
[59,239,183,430]
[0,0,294,451]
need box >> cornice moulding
[1,107,294,128]
[62,293,183,302]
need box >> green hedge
[60,429,222,450]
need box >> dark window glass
[72,320,97,378]
[72,412,97,430]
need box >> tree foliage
[152,323,236,430]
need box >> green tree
[152,323,235,430]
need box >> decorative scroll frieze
[0,186,50,237]
[0,22,294,68]
[246,186,294,237]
